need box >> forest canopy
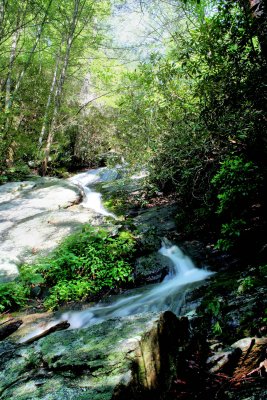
[0,0,266,253]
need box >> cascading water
[56,243,213,329]
[20,167,214,342]
[68,167,117,218]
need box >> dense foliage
[0,0,114,179]
[113,0,267,254]
[0,225,135,312]
[0,0,266,308]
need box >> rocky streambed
[0,168,266,399]
[0,177,106,283]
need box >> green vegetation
[0,0,114,178]
[0,226,135,312]
[113,0,267,254]
[197,264,267,342]
[0,0,266,325]
[0,0,266,257]
[0,282,30,313]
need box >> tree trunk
[1,0,54,170]
[41,0,82,176]
[10,0,54,107]
[21,321,70,344]
[5,26,20,128]
[38,49,61,147]
[0,1,5,39]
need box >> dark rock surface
[134,252,174,284]
[133,205,178,253]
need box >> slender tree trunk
[5,27,20,114]
[0,1,5,37]
[41,41,72,175]
[4,30,20,167]
[41,0,82,175]
[38,50,61,146]
[1,0,53,169]
[9,0,54,108]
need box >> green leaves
[0,225,136,312]
[0,282,30,313]
[211,156,263,250]
[35,225,135,309]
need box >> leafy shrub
[0,282,30,313]
[237,276,256,294]
[0,226,136,312]
[0,164,31,184]
[44,279,94,309]
[36,225,135,309]
[259,265,267,278]
[201,297,224,337]
[215,219,246,251]
[212,156,262,250]
[211,156,260,215]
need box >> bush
[0,164,31,184]
[0,282,30,313]
[0,225,136,312]
[211,156,260,215]
[35,225,135,309]
[211,155,263,250]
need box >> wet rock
[133,205,177,252]
[180,241,208,267]
[181,240,239,271]
[0,312,189,400]
[0,320,23,341]
[134,252,173,284]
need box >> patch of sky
[108,0,175,61]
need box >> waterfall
[57,242,213,329]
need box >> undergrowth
[0,225,136,312]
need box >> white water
[55,243,213,330]
[56,168,213,329]
[68,167,118,218]
[19,168,214,343]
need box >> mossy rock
[0,312,189,400]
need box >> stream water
[57,168,213,329]
[20,168,213,342]
[68,167,118,217]
[58,243,213,329]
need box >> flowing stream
[59,243,213,329]
[58,168,213,329]
[68,167,118,218]
[20,168,213,341]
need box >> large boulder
[0,177,107,283]
[133,205,178,253]
[0,312,189,400]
